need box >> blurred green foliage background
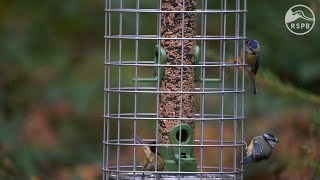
[0,0,320,179]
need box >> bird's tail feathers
[243,154,254,166]
[251,78,257,95]
[132,136,152,157]
[133,136,145,145]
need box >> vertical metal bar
[199,0,204,177]
[178,0,186,178]
[107,0,111,177]
[233,0,241,176]
[155,0,161,175]
[241,0,247,179]
[133,0,140,178]
[219,0,223,173]
[116,0,123,179]
[103,0,106,177]
[103,0,109,179]
[104,0,112,179]
[218,0,227,174]
[199,0,208,178]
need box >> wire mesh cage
[103,0,247,179]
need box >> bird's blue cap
[245,39,260,53]
[246,39,259,49]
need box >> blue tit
[133,136,165,171]
[243,133,279,166]
[244,39,260,95]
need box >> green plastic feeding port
[132,45,166,82]
[132,45,221,83]
[194,45,221,83]
[159,123,197,172]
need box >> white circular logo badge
[285,4,315,35]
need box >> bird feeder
[103,0,247,179]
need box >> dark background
[0,0,319,179]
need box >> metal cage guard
[103,0,247,179]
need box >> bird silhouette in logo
[285,9,314,23]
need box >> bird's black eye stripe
[248,47,257,55]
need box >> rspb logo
[285,4,315,35]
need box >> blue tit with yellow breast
[243,133,278,166]
[244,39,259,95]
[133,136,165,171]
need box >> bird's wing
[252,139,262,158]
[252,139,271,159]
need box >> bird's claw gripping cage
[103,0,247,179]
